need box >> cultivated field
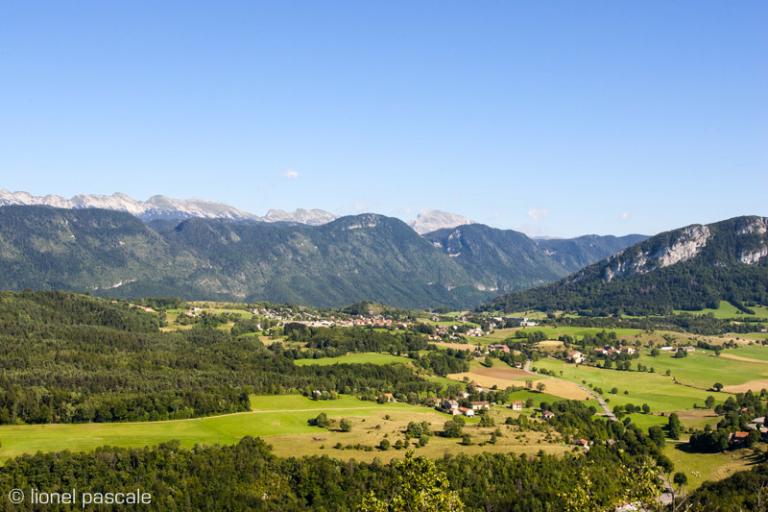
[448,361,591,401]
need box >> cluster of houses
[566,345,641,364]
[427,324,488,341]
[595,345,636,357]
[731,416,768,446]
[440,399,491,417]
[566,350,586,364]
[489,316,539,328]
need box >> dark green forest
[0,292,438,424]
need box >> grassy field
[635,349,768,389]
[161,305,255,332]
[628,409,720,431]
[0,395,568,463]
[293,353,413,366]
[534,358,713,412]
[674,300,768,320]
[663,444,762,490]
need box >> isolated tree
[479,414,494,428]
[443,419,463,438]
[339,418,352,432]
[668,413,682,440]
[713,382,724,392]
[705,395,716,408]
[536,382,546,393]
[310,412,330,428]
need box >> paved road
[577,384,617,422]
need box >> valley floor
[0,394,566,463]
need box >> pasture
[674,300,768,320]
[533,358,713,412]
[663,444,763,490]
[635,349,768,390]
[0,395,567,463]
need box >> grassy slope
[664,444,763,490]
[674,300,768,319]
[0,395,415,461]
[0,395,571,463]
[635,348,768,389]
[534,358,712,412]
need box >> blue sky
[1,1,765,237]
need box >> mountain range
[0,204,645,308]
[487,216,768,314]
[0,189,337,225]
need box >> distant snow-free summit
[409,210,474,234]
[0,189,337,225]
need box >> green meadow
[663,444,763,490]
[0,395,418,461]
[674,300,768,320]
[635,349,768,389]
[292,352,413,366]
[533,358,713,412]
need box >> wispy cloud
[619,212,632,221]
[282,169,300,180]
[527,208,549,221]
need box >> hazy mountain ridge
[487,216,768,314]
[410,210,474,234]
[0,206,489,308]
[535,234,649,272]
[0,189,337,225]
[424,224,646,293]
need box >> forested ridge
[0,292,438,424]
[488,216,768,315]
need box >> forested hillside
[0,292,436,424]
[488,216,768,315]
[0,205,643,308]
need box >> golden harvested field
[448,366,590,400]
[536,340,565,351]
[719,353,768,365]
[431,341,478,351]
[724,379,768,393]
